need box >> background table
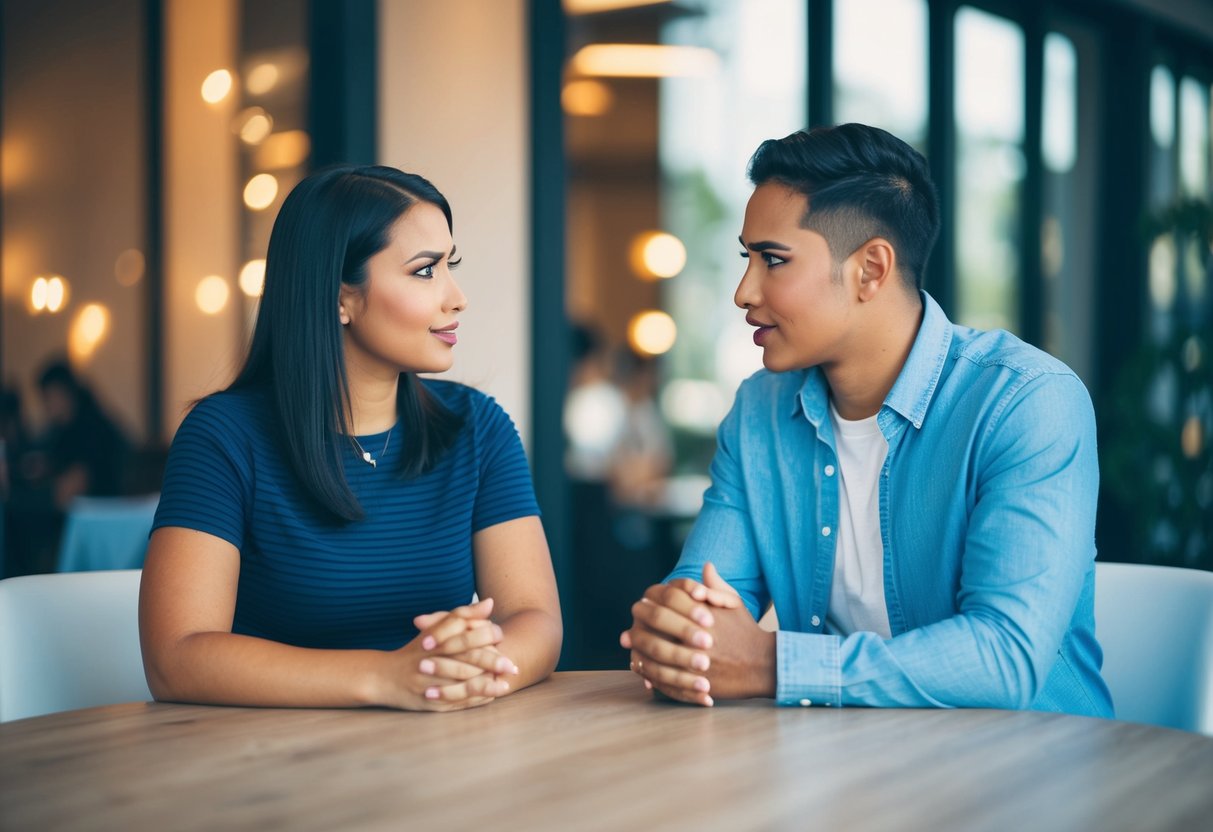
[56,494,158,572]
[3,671,1212,831]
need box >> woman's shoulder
[178,386,273,445]
[421,378,508,420]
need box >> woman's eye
[762,253,786,267]
[414,264,435,278]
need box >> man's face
[734,183,856,373]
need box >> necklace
[350,426,393,468]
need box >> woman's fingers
[420,648,517,679]
[421,614,502,652]
[418,656,492,682]
[426,674,511,702]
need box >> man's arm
[630,372,1100,710]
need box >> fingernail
[493,625,504,639]
[496,658,512,673]
[692,631,713,649]
[419,659,436,674]
[692,586,706,600]
[620,632,632,648]
[704,696,714,707]
[425,687,440,700]
[691,654,710,671]
[500,681,510,692]
[511,664,520,675]
[693,609,714,627]
[644,679,653,690]
[694,678,710,692]
[422,636,437,650]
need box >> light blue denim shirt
[669,292,1113,716]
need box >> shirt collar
[792,291,953,431]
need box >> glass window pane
[833,0,928,150]
[954,6,1025,334]
[661,0,807,413]
[1150,64,1177,208]
[561,0,806,667]
[1041,29,1097,387]
[1179,76,1209,197]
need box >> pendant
[363,452,376,467]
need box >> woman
[140,165,561,711]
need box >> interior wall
[162,0,242,441]
[377,0,531,444]
[1,0,147,440]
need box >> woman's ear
[338,285,357,325]
[856,237,896,302]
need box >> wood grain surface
[3,671,1212,831]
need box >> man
[621,124,1111,715]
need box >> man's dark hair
[747,123,940,291]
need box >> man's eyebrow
[739,236,792,252]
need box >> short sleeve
[470,394,540,532]
[151,398,252,550]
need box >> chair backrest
[0,569,151,722]
[1094,562,1213,735]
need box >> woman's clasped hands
[382,597,520,711]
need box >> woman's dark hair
[230,164,465,522]
[747,123,940,291]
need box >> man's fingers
[701,563,743,608]
[643,583,716,627]
[649,677,713,707]
[629,627,709,672]
[632,597,713,649]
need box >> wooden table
[3,672,1212,831]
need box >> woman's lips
[431,322,458,345]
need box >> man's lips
[747,316,775,346]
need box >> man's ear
[854,237,896,302]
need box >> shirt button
[799,699,812,707]
[810,615,821,627]
[822,526,831,537]
[824,464,835,477]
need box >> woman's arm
[139,526,509,710]
[471,515,562,693]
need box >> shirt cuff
[775,630,842,707]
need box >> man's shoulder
[949,325,1079,384]
[735,367,812,402]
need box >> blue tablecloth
[57,494,159,572]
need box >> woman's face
[340,202,467,377]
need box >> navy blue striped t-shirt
[152,380,539,651]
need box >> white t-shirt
[824,401,893,638]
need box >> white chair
[1094,561,1213,735]
[0,569,152,722]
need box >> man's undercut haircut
[747,123,940,292]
